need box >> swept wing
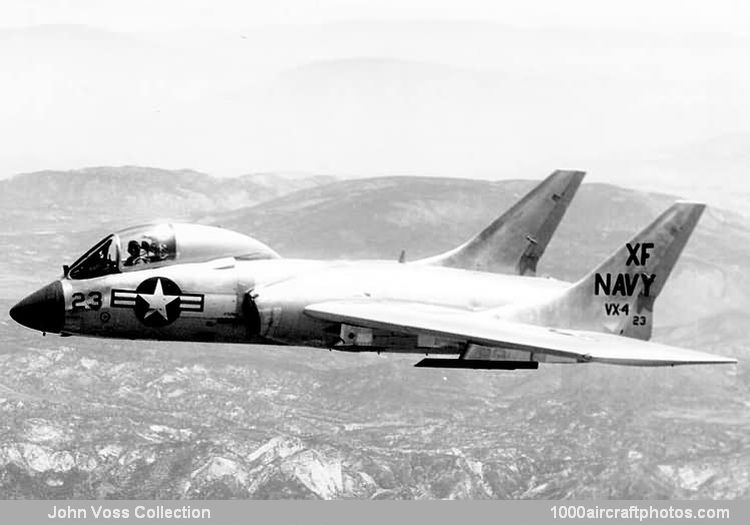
[305,301,737,367]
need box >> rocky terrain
[0,167,747,499]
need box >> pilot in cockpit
[125,240,147,266]
[141,240,152,260]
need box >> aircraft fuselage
[53,258,568,351]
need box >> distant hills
[0,166,336,234]
[586,131,750,216]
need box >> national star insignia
[138,278,179,321]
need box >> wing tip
[672,200,707,212]
[550,169,586,182]
[592,355,738,367]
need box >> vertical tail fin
[506,202,705,340]
[415,170,585,275]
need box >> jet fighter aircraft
[9,170,737,369]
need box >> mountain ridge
[0,166,337,234]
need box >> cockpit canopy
[67,223,279,280]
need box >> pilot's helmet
[127,240,141,256]
[153,242,168,260]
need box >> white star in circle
[138,278,179,321]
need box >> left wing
[305,301,737,367]
[414,170,585,276]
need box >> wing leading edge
[304,301,737,367]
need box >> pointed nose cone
[9,281,64,333]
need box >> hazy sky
[3,0,750,34]
[2,0,750,211]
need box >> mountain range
[0,166,336,235]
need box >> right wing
[305,300,737,367]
